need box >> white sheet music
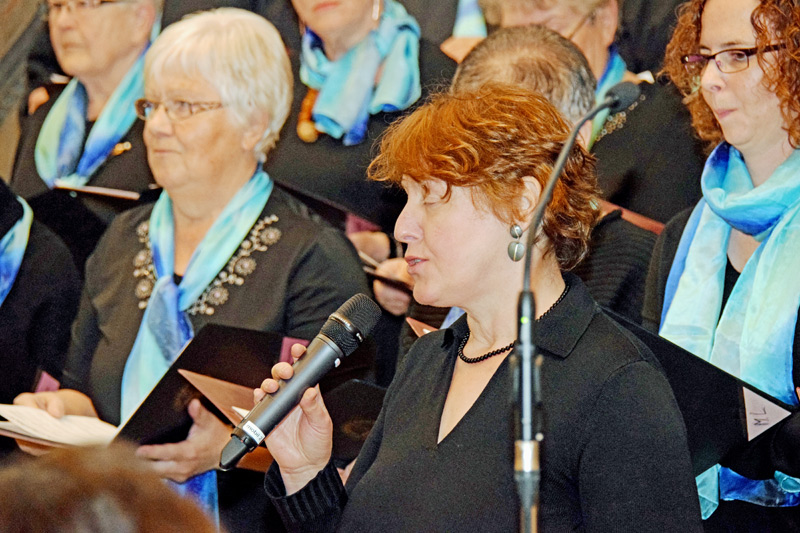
[0,405,118,446]
[742,387,792,441]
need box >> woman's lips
[405,256,425,273]
[313,1,339,12]
[714,108,734,120]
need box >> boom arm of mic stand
[513,104,605,533]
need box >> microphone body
[220,294,380,470]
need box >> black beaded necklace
[456,281,570,364]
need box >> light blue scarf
[120,168,273,524]
[300,0,421,146]
[588,45,627,149]
[452,0,486,38]
[33,51,147,189]
[660,143,800,518]
[0,197,33,308]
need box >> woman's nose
[144,104,173,136]
[394,204,420,245]
[700,59,725,93]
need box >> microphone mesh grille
[320,294,381,355]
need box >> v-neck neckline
[434,351,511,447]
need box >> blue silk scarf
[120,168,273,525]
[660,143,800,517]
[300,0,421,146]
[452,0,486,38]
[0,196,33,308]
[33,51,147,189]
[588,45,627,149]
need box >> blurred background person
[0,180,79,460]
[264,0,456,233]
[478,0,706,223]
[260,85,701,531]
[11,0,162,271]
[14,9,370,532]
[646,0,800,529]
[0,444,217,533]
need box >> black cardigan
[266,274,702,532]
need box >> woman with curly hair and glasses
[258,85,701,532]
[644,0,800,529]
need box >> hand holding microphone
[219,294,381,488]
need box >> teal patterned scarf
[0,196,33,308]
[300,0,421,145]
[452,0,486,37]
[34,50,147,188]
[121,168,273,525]
[660,143,800,517]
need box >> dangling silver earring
[372,0,381,22]
[507,224,525,262]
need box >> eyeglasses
[682,43,785,76]
[47,0,132,15]
[135,99,224,122]
[565,8,595,40]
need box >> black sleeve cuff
[265,461,346,532]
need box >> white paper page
[742,387,792,441]
[0,405,118,446]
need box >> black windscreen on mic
[219,293,381,470]
[604,81,641,114]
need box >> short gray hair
[144,8,293,161]
[452,25,595,124]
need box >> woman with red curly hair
[645,0,800,529]
[258,85,701,531]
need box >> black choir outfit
[265,274,702,532]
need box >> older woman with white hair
[14,8,370,530]
[12,0,162,269]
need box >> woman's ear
[241,113,271,153]
[519,176,543,231]
[592,0,619,49]
[132,1,158,44]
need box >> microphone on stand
[512,81,641,533]
[219,293,381,470]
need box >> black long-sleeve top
[265,274,702,532]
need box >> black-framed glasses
[135,99,224,122]
[682,43,785,76]
[47,0,131,14]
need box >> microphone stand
[511,101,618,533]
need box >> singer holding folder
[14,9,369,532]
[645,0,800,529]
[258,85,701,531]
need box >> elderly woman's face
[291,0,375,42]
[499,2,616,80]
[143,73,254,194]
[49,1,149,82]
[394,178,514,309]
[699,0,787,156]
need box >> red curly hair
[368,83,600,270]
[664,0,800,147]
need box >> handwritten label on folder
[742,387,792,441]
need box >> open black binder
[608,311,797,476]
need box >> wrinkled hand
[373,257,414,316]
[255,344,333,495]
[13,389,98,455]
[348,231,391,263]
[136,399,230,483]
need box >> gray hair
[144,8,293,161]
[452,25,595,124]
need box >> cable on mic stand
[511,82,641,533]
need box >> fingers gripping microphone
[219,294,381,470]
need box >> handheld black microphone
[219,293,381,470]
